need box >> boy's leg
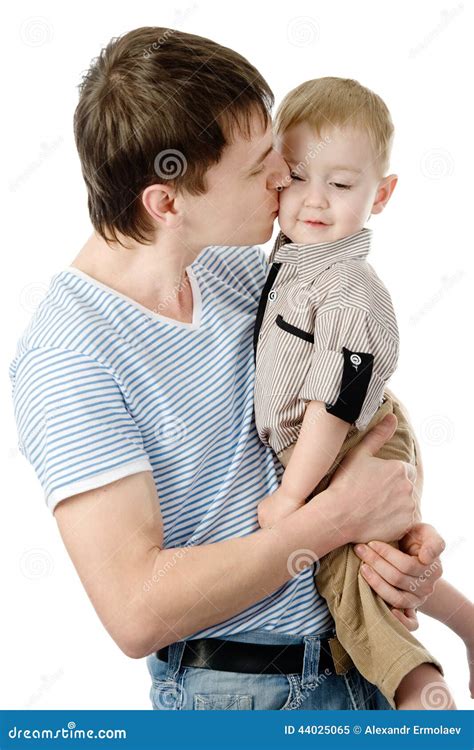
[300,394,444,708]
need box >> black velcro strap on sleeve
[325,347,374,424]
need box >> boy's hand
[390,607,419,631]
[257,488,304,529]
[466,639,474,699]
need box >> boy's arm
[279,400,350,500]
[419,578,474,698]
[418,578,474,643]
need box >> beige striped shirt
[253,228,399,455]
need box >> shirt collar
[272,227,372,284]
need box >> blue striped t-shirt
[9,244,333,639]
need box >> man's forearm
[135,487,346,656]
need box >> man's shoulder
[9,269,109,383]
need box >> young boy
[254,77,474,709]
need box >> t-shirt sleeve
[11,347,153,513]
[299,271,399,430]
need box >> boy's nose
[304,186,329,209]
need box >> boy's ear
[141,183,181,227]
[371,174,398,215]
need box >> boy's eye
[290,170,304,181]
[331,182,351,190]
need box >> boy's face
[277,121,395,245]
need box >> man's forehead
[226,119,273,167]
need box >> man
[10,27,443,710]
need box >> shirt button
[268,290,278,301]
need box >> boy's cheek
[278,191,298,225]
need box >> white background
[1,0,472,710]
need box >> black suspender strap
[253,262,282,362]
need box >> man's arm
[54,414,416,659]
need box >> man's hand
[353,522,445,611]
[325,413,418,544]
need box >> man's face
[179,113,289,249]
[277,122,387,244]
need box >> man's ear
[371,174,398,215]
[141,184,181,227]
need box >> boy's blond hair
[274,77,394,175]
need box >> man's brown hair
[74,27,274,246]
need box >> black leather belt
[156,636,334,676]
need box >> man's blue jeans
[146,626,393,710]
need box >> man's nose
[266,150,290,190]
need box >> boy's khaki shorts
[276,389,443,708]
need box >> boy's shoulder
[313,257,396,316]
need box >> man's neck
[71,232,198,319]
